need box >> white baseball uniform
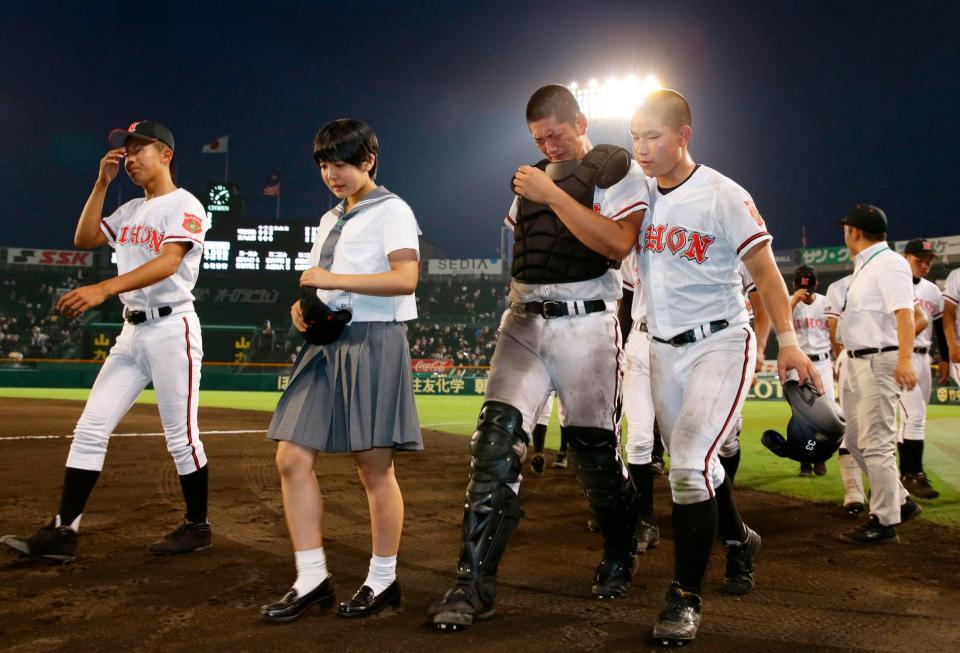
[621,251,656,465]
[898,278,943,441]
[717,263,756,458]
[944,268,960,386]
[638,165,768,504]
[66,188,208,475]
[793,293,835,403]
[825,274,852,410]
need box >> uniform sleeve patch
[744,200,765,227]
[182,213,203,234]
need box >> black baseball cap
[838,204,887,233]
[108,120,175,151]
[903,238,936,257]
[793,265,817,289]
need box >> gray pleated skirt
[267,321,423,453]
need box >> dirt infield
[1,398,959,653]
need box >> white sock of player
[292,547,329,596]
[55,514,82,532]
[838,455,865,503]
[363,554,397,595]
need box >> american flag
[262,173,281,197]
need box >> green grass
[4,388,958,526]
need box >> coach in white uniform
[790,265,834,476]
[837,204,921,545]
[630,89,820,646]
[1,121,211,562]
[897,238,942,499]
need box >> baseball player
[789,265,834,476]
[942,267,960,387]
[836,204,923,546]
[1,121,210,562]
[630,89,821,646]
[529,391,567,472]
[620,250,660,552]
[897,239,942,499]
[428,84,648,632]
[824,272,865,515]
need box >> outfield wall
[2,362,959,405]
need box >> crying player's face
[528,114,585,162]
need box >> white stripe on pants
[66,313,206,475]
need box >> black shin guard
[179,464,209,523]
[714,478,747,543]
[719,450,741,484]
[628,463,654,523]
[456,402,526,600]
[672,498,718,593]
[58,467,101,526]
[531,424,547,454]
[565,426,639,556]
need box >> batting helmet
[299,288,351,345]
[761,378,846,463]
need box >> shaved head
[637,88,692,131]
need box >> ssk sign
[411,358,454,373]
[7,248,92,267]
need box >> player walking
[1,121,211,561]
[429,84,648,631]
[943,267,960,386]
[630,90,820,646]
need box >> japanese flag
[202,136,229,154]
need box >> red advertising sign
[7,248,92,267]
[411,358,454,373]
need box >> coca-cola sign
[411,359,453,373]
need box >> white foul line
[0,429,268,442]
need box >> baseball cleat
[147,520,211,555]
[900,497,923,523]
[652,582,702,647]
[813,461,827,476]
[0,520,77,563]
[839,515,899,545]
[722,526,760,595]
[591,552,637,599]
[651,458,665,476]
[530,453,545,475]
[799,463,813,477]
[636,521,661,553]
[902,473,939,499]
[428,584,496,632]
[552,452,568,469]
[843,501,866,518]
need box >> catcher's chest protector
[511,144,632,283]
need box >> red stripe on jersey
[162,234,204,246]
[183,317,201,471]
[505,214,517,226]
[101,219,117,240]
[702,328,752,497]
[944,293,958,306]
[736,231,770,256]
[610,200,648,220]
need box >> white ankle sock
[55,514,82,532]
[293,547,329,596]
[363,554,397,595]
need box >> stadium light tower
[569,74,661,121]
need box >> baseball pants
[66,312,206,475]
[622,324,655,465]
[898,352,932,442]
[650,325,756,505]
[841,351,908,526]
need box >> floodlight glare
[570,74,662,121]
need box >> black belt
[809,352,831,362]
[124,306,173,325]
[914,346,929,355]
[652,320,729,347]
[847,346,898,359]
[512,299,607,319]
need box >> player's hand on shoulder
[778,346,824,394]
[300,266,336,290]
[57,284,108,318]
[895,359,918,391]
[512,165,558,204]
[98,149,124,186]
[291,299,307,332]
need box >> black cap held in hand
[108,120,175,151]
[838,204,887,234]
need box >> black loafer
[261,577,336,623]
[337,580,402,618]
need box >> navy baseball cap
[903,238,936,257]
[838,204,887,233]
[108,120,175,151]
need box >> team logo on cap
[923,241,932,251]
[127,121,140,133]
[182,213,203,234]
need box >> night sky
[2,1,958,257]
